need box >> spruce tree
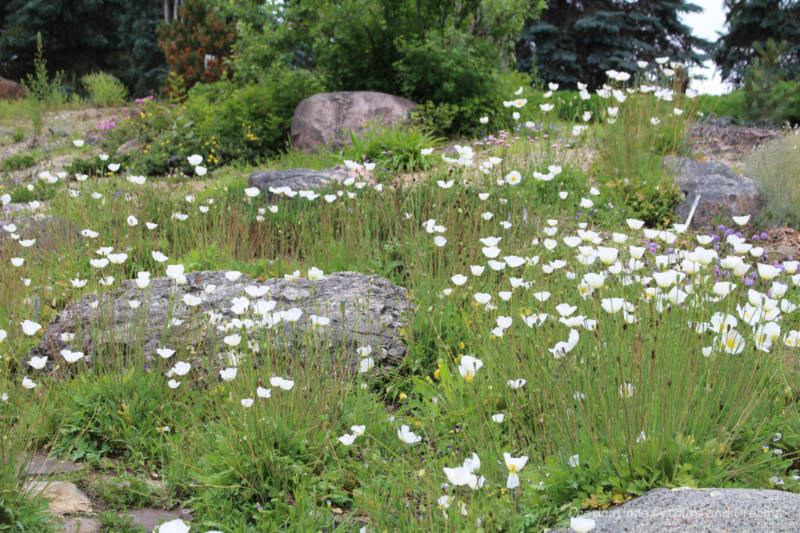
[714,0,800,85]
[516,0,711,90]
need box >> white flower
[219,367,238,381]
[28,356,47,370]
[507,379,526,389]
[397,424,422,444]
[492,413,505,423]
[270,376,295,390]
[244,187,260,198]
[359,357,375,373]
[183,294,202,307]
[195,165,207,176]
[308,266,325,280]
[338,433,356,446]
[107,163,120,172]
[22,377,36,389]
[21,320,41,336]
[154,519,190,533]
[458,355,483,380]
[60,349,84,363]
[187,154,203,166]
[568,454,580,468]
[241,398,254,408]
[171,362,191,376]
[257,386,271,398]
[433,235,447,247]
[504,452,528,489]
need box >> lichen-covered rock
[248,167,349,196]
[665,156,763,229]
[31,271,408,372]
[551,488,800,532]
[291,91,417,152]
[0,213,78,253]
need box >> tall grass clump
[745,132,800,226]
[81,72,129,107]
[592,72,695,227]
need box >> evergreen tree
[517,0,710,90]
[714,0,800,85]
[0,0,166,96]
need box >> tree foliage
[517,0,711,90]
[714,0,800,85]
[157,0,236,98]
[0,0,166,97]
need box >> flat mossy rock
[31,271,408,372]
[248,167,349,196]
[552,488,800,532]
[665,156,763,229]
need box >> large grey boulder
[555,488,800,532]
[665,156,763,228]
[248,167,349,196]
[291,91,417,152]
[31,270,408,372]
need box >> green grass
[0,77,799,532]
[746,132,800,227]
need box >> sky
[680,0,731,94]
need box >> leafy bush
[343,124,442,172]
[82,72,129,107]
[693,90,746,122]
[745,132,800,225]
[1,153,35,172]
[120,67,323,174]
[157,0,236,99]
[742,39,800,126]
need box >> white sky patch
[680,0,732,94]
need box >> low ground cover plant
[0,61,799,532]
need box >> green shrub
[82,72,129,107]
[694,90,746,122]
[343,123,442,172]
[745,132,800,225]
[1,153,35,172]
[593,84,695,227]
[51,367,181,468]
[742,39,800,126]
[122,67,324,174]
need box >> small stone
[25,480,92,515]
[247,167,349,197]
[23,453,83,476]
[60,517,101,533]
[665,156,763,229]
[115,138,142,157]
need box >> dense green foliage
[0,0,167,97]
[215,0,543,135]
[714,0,800,86]
[81,72,128,107]
[157,0,236,98]
[742,39,800,125]
[517,0,710,90]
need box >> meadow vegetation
[1,47,800,533]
